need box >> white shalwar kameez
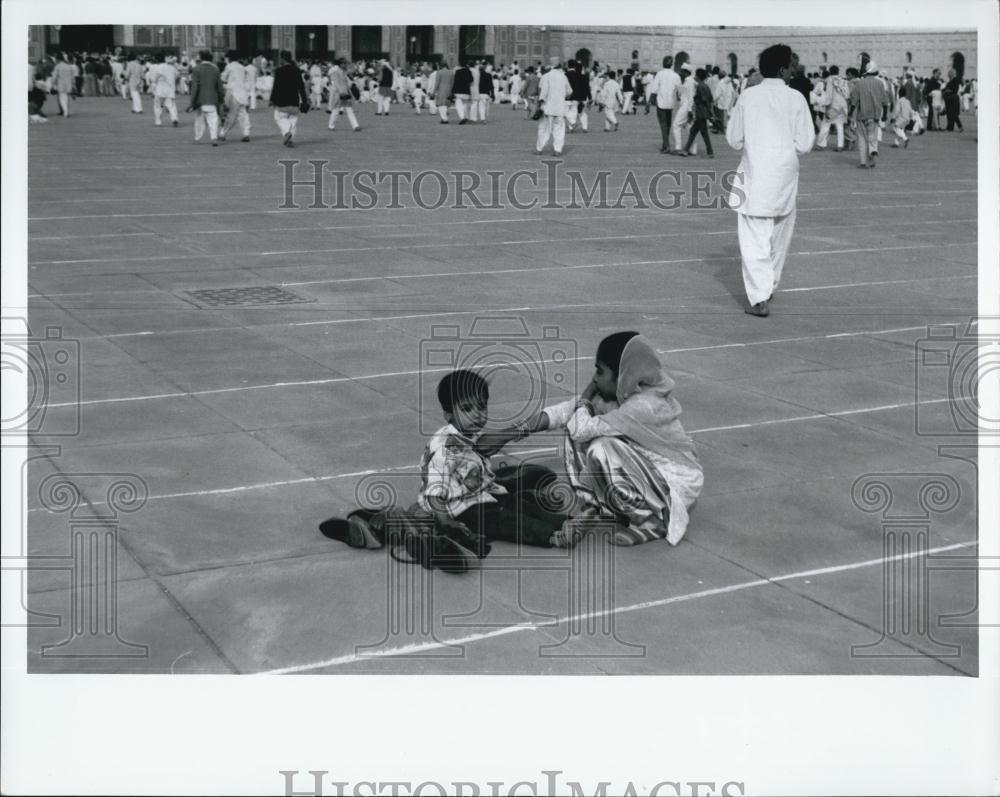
[725,77,815,307]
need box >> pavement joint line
[25,183,976,206]
[27,215,973,246]
[26,200,948,223]
[25,249,978,301]
[44,322,944,409]
[255,539,978,674]
[26,397,966,513]
[781,275,977,293]
[28,233,975,266]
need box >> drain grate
[180,286,315,309]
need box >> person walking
[453,60,473,124]
[725,44,815,318]
[536,57,572,156]
[53,52,75,117]
[649,55,681,153]
[327,58,361,132]
[564,59,591,133]
[849,61,890,168]
[220,51,251,142]
[188,50,224,145]
[681,68,714,157]
[942,68,964,131]
[125,52,144,113]
[270,49,309,147]
[431,61,454,123]
[149,53,179,127]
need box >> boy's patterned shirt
[417,424,508,518]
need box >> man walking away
[220,50,251,142]
[150,53,179,127]
[188,50,224,145]
[536,57,572,155]
[650,55,680,153]
[725,44,815,318]
[849,61,889,168]
[270,50,309,147]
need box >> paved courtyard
[22,94,980,675]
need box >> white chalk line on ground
[27,396,965,514]
[25,182,977,206]
[257,539,979,674]
[45,322,942,408]
[25,216,975,256]
[26,200,948,223]
[28,230,977,302]
[29,227,975,266]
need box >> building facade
[29,25,977,78]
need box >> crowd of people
[28,46,977,157]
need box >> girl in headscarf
[477,331,704,547]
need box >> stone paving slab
[21,95,980,676]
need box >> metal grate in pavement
[179,286,316,309]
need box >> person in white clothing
[601,70,623,131]
[509,70,523,110]
[149,54,179,127]
[671,66,696,154]
[220,51,251,142]
[536,57,572,156]
[125,54,144,113]
[649,56,681,153]
[245,59,258,110]
[725,44,815,317]
[815,65,849,151]
[712,71,737,133]
[327,59,360,131]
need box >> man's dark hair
[828,65,839,75]
[662,55,673,69]
[568,59,577,70]
[226,49,239,61]
[198,50,212,62]
[280,49,293,63]
[437,370,489,414]
[695,68,708,81]
[845,67,860,78]
[596,331,640,377]
[758,44,793,78]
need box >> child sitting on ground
[337,369,568,572]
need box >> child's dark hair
[437,369,489,414]
[596,331,640,377]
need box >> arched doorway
[53,25,115,54]
[575,48,592,68]
[236,25,272,57]
[295,26,328,61]
[351,26,385,61]
[728,52,737,75]
[459,25,488,63]
[951,51,965,78]
[406,26,434,61]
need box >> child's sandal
[346,509,385,549]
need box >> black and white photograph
[2,1,998,794]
